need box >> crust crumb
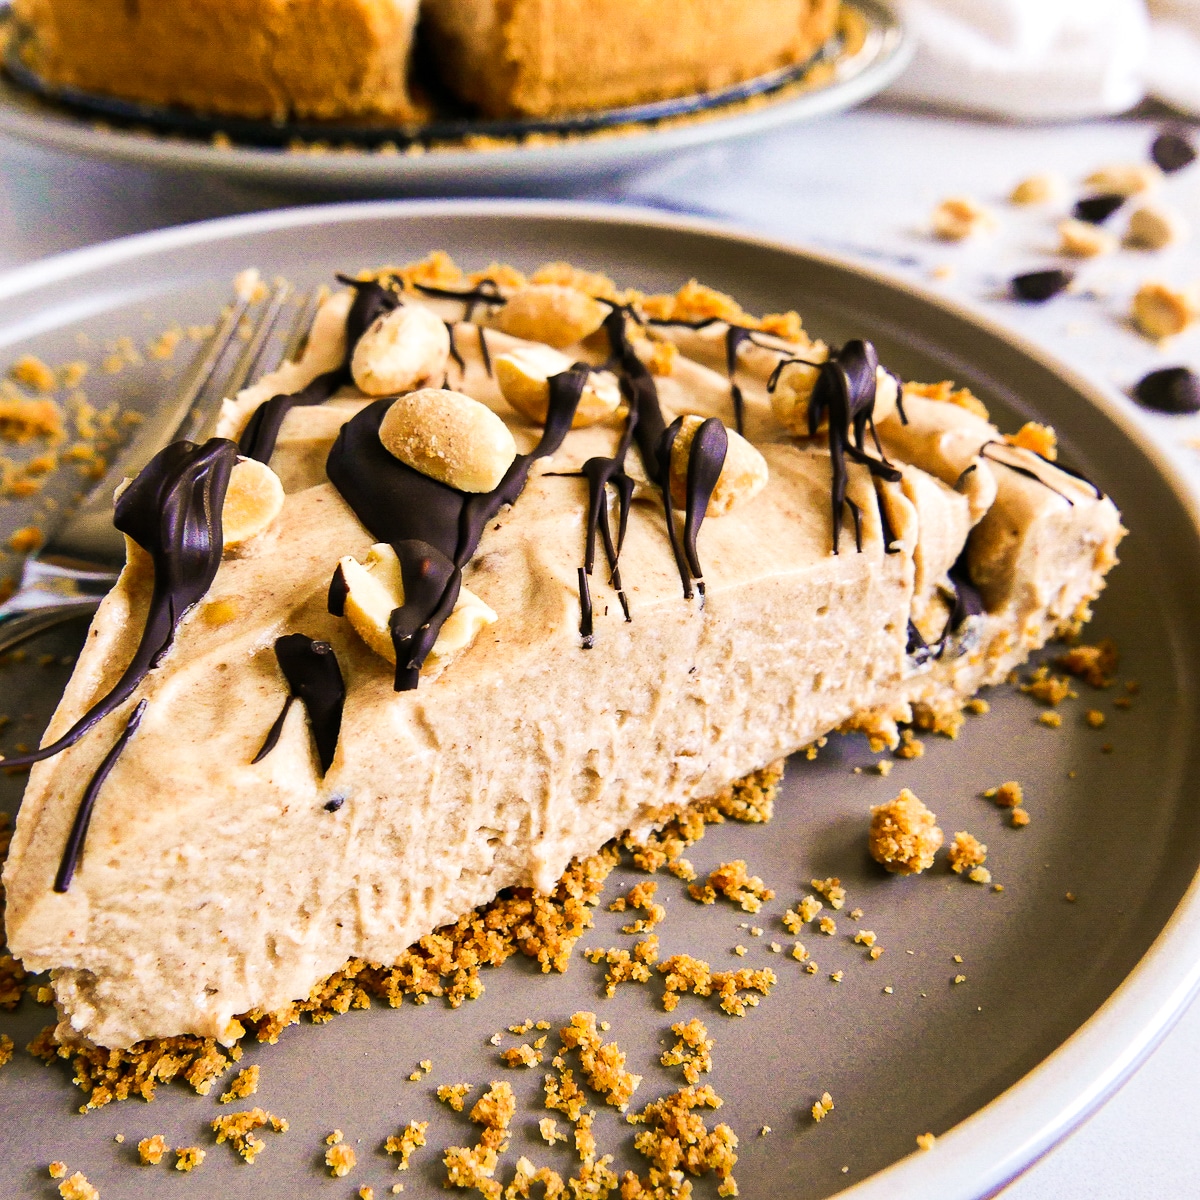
[687,861,774,913]
[984,781,1024,809]
[869,789,943,875]
[57,1171,99,1200]
[811,1091,834,1121]
[436,1084,472,1112]
[628,1084,739,1197]
[137,1134,167,1165]
[660,1017,714,1084]
[384,1120,428,1170]
[174,1147,205,1171]
[609,880,666,933]
[219,1064,259,1103]
[948,832,987,875]
[211,1108,286,1163]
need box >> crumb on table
[175,1146,205,1172]
[869,789,943,875]
[384,1120,428,1170]
[948,832,987,875]
[137,1134,167,1165]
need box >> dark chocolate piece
[54,700,147,893]
[6,438,238,768]
[324,796,345,813]
[906,620,934,666]
[1152,131,1197,175]
[1011,269,1073,303]
[1134,366,1200,415]
[252,695,295,765]
[325,368,585,689]
[1073,194,1125,224]
[272,634,345,775]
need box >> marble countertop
[1,103,1198,1198]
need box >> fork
[0,280,317,655]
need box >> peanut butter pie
[1,256,1123,1050]
[11,0,839,122]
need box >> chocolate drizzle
[676,417,728,600]
[257,634,346,775]
[646,315,787,436]
[804,340,903,554]
[7,438,238,769]
[578,568,594,648]
[413,280,506,323]
[239,278,399,464]
[54,699,148,892]
[325,370,585,690]
[979,441,1103,505]
[905,547,986,668]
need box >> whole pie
[1,255,1124,1051]
[11,0,841,121]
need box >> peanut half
[351,305,451,397]
[1083,162,1162,197]
[1132,281,1199,341]
[668,415,768,517]
[495,345,621,429]
[222,458,285,552]
[339,543,496,669]
[492,284,608,349]
[379,388,517,493]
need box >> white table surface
[2,103,1199,1198]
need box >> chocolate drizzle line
[252,695,295,766]
[54,700,147,893]
[7,438,239,769]
[905,547,986,667]
[578,567,594,648]
[260,634,346,775]
[413,279,506,324]
[646,315,789,436]
[677,417,728,600]
[803,340,903,554]
[979,441,1103,506]
[239,279,399,464]
[325,370,585,690]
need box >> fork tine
[221,280,292,399]
[279,290,321,367]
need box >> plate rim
[0,197,1197,1200]
[0,0,913,187]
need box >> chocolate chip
[1133,366,1200,414]
[1151,132,1197,175]
[1011,269,1073,302]
[324,796,346,812]
[1073,194,1125,224]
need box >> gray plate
[0,202,1198,1200]
[0,2,911,193]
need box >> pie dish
[0,203,1197,1200]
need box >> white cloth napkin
[885,0,1200,120]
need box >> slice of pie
[1,256,1124,1050]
